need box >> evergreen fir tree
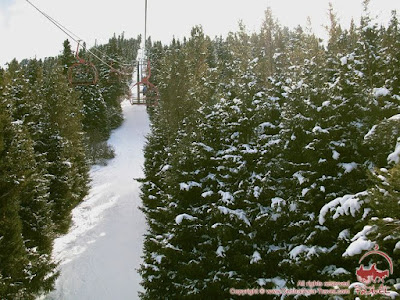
[40,64,89,233]
[0,79,30,300]
[60,39,75,75]
[138,6,400,299]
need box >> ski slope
[45,101,149,300]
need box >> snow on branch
[364,124,377,140]
[289,245,332,261]
[388,139,400,164]
[216,246,225,257]
[342,225,375,257]
[192,142,214,153]
[175,214,197,225]
[373,87,390,98]
[179,181,202,191]
[250,251,261,264]
[319,191,368,225]
[218,206,251,226]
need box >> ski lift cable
[25,0,79,47]
[25,0,121,70]
[43,12,133,68]
[46,13,133,69]
[25,0,132,71]
[25,0,112,69]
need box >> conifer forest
[1,1,400,299]
[0,35,141,299]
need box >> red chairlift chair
[130,60,159,106]
[68,41,99,86]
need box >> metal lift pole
[138,0,148,103]
[137,62,140,102]
[144,0,147,53]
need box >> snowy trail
[45,101,149,300]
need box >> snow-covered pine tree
[364,11,400,166]
[0,81,31,300]
[60,40,75,76]
[1,35,139,298]
[0,74,58,299]
[315,7,400,289]
[76,84,111,164]
[40,62,89,233]
[308,22,375,283]
[140,26,220,298]
[140,7,400,299]
[97,36,125,129]
[362,163,400,284]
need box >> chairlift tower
[130,0,159,106]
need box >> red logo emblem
[356,245,393,285]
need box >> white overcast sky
[1,0,400,66]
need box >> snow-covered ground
[45,100,149,300]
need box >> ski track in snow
[45,100,149,300]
